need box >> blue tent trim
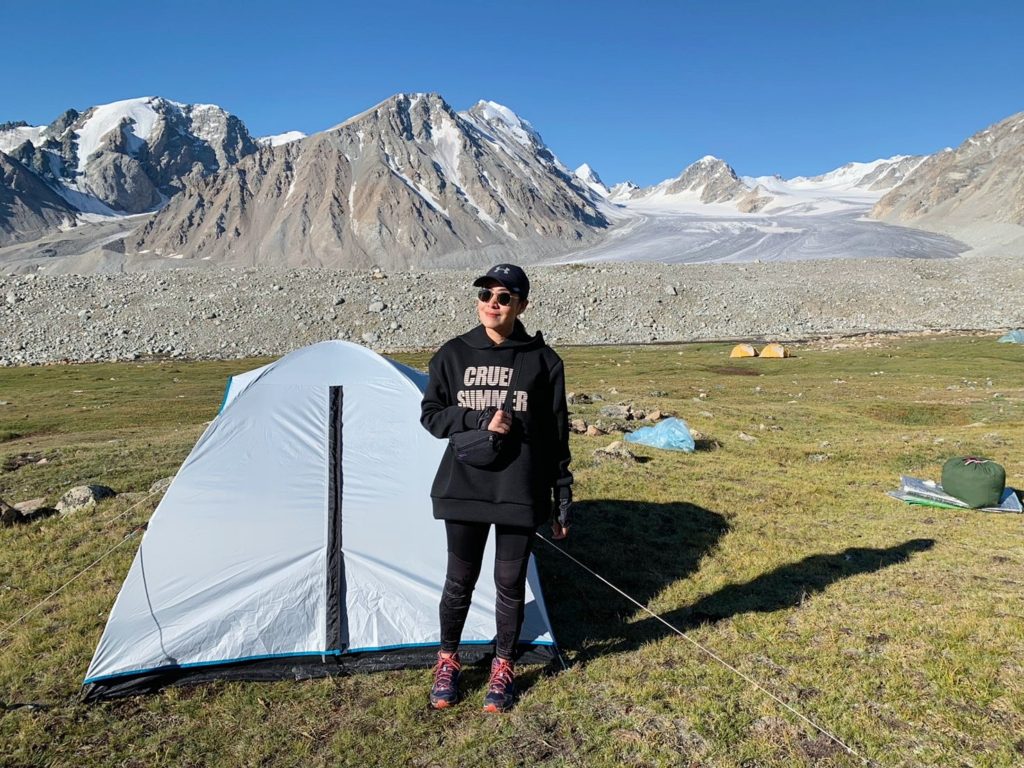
[84,639,556,685]
[216,376,234,415]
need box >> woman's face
[476,280,526,339]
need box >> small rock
[646,410,663,421]
[2,453,41,471]
[570,418,588,433]
[334,297,346,306]
[737,431,758,443]
[664,286,677,296]
[368,301,385,313]
[599,404,631,419]
[361,332,379,345]
[13,497,48,514]
[56,485,117,515]
[593,441,637,462]
[585,425,606,437]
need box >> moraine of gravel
[2,256,1023,365]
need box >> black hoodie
[420,320,573,527]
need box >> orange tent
[760,342,789,358]
[729,343,758,358]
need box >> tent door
[326,386,348,652]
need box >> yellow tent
[729,343,758,358]
[760,342,789,358]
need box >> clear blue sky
[2,1,1021,186]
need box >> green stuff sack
[941,457,1006,508]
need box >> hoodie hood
[458,321,545,350]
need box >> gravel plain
[2,254,1023,366]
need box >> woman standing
[420,263,573,712]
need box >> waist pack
[449,355,521,469]
[450,413,505,467]
[941,456,1006,508]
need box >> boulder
[593,441,638,462]
[56,484,116,514]
[570,418,588,434]
[599,404,632,420]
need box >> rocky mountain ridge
[872,111,1024,248]
[123,93,607,270]
[0,97,257,241]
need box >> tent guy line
[0,488,161,649]
[534,532,870,766]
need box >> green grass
[1,334,1023,767]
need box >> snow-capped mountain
[0,96,257,229]
[593,153,926,217]
[608,180,639,199]
[257,131,307,147]
[607,156,771,212]
[126,93,607,269]
[3,92,1021,271]
[574,163,610,196]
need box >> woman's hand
[551,488,572,540]
[487,408,512,434]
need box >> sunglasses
[477,288,517,306]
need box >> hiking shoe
[428,652,461,710]
[482,657,516,713]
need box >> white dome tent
[84,341,557,700]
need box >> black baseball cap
[472,263,530,300]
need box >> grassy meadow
[1,333,1022,767]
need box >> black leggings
[439,520,535,660]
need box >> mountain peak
[574,163,602,183]
[574,163,609,196]
[465,100,542,149]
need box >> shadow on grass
[535,500,935,665]
[533,499,729,665]
[622,538,936,651]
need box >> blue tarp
[624,417,696,452]
[997,330,1024,344]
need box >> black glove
[553,486,573,528]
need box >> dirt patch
[704,365,762,376]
